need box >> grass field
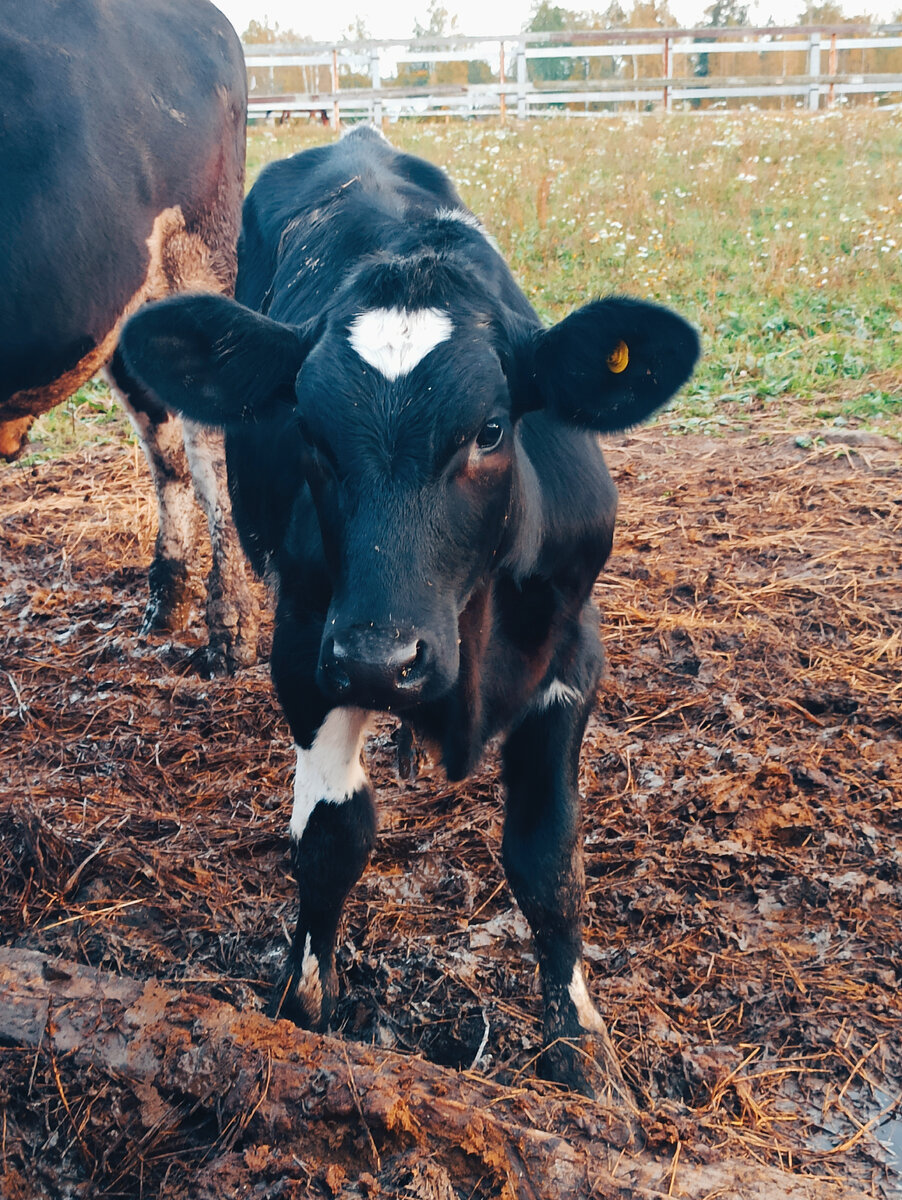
[26,108,902,458]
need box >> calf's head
[120,291,698,709]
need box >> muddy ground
[0,408,899,1198]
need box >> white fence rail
[243,23,902,123]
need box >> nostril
[321,636,351,693]
[322,628,433,702]
[331,638,349,662]
[396,639,426,686]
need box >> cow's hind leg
[107,368,197,635]
[182,420,258,672]
[501,639,638,1116]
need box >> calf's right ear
[119,294,313,426]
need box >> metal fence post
[807,31,821,111]
[517,41,527,119]
[371,47,382,126]
[827,32,837,107]
[663,35,672,111]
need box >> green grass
[23,108,902,460]
[249,109,902,437]
[24,378,134,466]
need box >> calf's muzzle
[318,625,436,709]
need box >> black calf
[120,126,699,1102]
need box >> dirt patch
[1,415,899,1197]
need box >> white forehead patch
[348,307,453,381]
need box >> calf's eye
[475,419,504,452]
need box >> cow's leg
[108,370,197,635]
[182,420,258,672]
[501,644,637,1112]
[270,616,376,1028]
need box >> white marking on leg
[534,679,584,712]
[113,380,197,563]
[183,419,257,663]
[348,307,453,381]
[298,932,323,1016]
[290,707,371,841]
[568,963,607,1035]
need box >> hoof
[269,946,337,1032]
[225,632,259,670]
[142,558,192,634]
[185,643,231,678]
[541,1034,637,1106]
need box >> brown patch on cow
[0,205,230,459]
[0,416,34,460]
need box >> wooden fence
[243,23,902,124]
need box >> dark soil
[1,413,900,1198]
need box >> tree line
[242,0,902,100]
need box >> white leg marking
[181,420,221,528]
[348,307,453,381]
[113,381,197,562]
[299,932,323,1012]
[534,679,584,712]
[290,707,371,841]
[568,963,607,1035]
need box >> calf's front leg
[502,678,637,1112]
[272,703,376,1029]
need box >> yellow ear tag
[607,340,629,374]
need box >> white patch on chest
[290,706,370,841]
[348,307,453,381]
[568,963,607,1034]
[534,679,584,711]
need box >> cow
[119,127,700,1102]
[0,0,256,670]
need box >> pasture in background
[24,108,901,464]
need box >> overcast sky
[215,0,899,42]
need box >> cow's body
[121,127,699,1101]
[0,0,256,668]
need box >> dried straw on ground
[1,409,899,1198]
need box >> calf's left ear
[525,296,700,432]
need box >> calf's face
[120,291,699,709]
[297,317,515,709]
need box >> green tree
[704,0,749,25]
[796,1,854,20]
[402,1,471,87]
[694,0,749,82]
[525,3,579,82]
